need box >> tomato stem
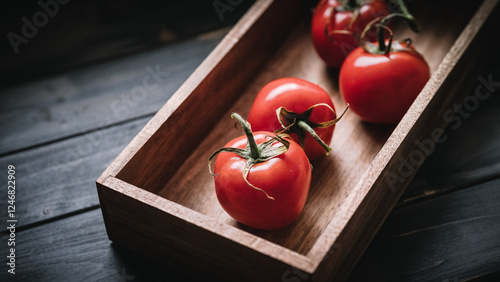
[297,120,332,155]
[231,113,260,160]
[209,113,291,200]
[377,0,418,54]
[276,103,348,156]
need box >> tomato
[339,8,430,124]
[311,0,390,68]
[210,113,311,230]
[247,77,346,161]
[339,43,430,124]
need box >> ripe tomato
[247,77,346,161]
[311,0,390,68]
[339,40,430,124]
[210,114,311,230]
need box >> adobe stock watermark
[386,73,500,192]
[6,165,17,275]
[7,0,70,54]
[213,0,244,22]
[52,126,105,186]
[110,64,169,119]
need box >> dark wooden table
[1,1,499,281]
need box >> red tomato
[212,114,311,230]
[248,77,344,161]
[311,0,390,68]
[339,41,430,124]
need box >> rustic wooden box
[96,0,499,280]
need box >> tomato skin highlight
[213,132,311,230]
[311,0,390,68]
[248,77,337,160]
[339,44,431,124]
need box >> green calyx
[339,0,361,12]
[360,0,419,55]
[208,113,290,200]
[325,0,361,40]
[275,103,348,156]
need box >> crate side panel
[311,1,499,280]
[99,183,314,281]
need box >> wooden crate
[96,0,499,280]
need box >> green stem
[396,0,413,19]
[276,103,347,156]
[210,113,290,200]
[377,0,418,54]
[231,113,260,160]
[297,120,332,155]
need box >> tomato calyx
[360,0,419,55]
[275,103,349,156]
[208,113,290,200]
[324,0,362,41]
[338,0,361,12]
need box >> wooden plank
[0,209,195,281]
[0,117,150,229]
[0,0,255,86]
[348,177,500,282]
[400,48,500,205]
[98,176,314,281]
[0,28,227,155]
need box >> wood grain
[0,0,255,86]
[0,208,194,281]
[349,177,500,282]
[401,54,500,205]
[0,28,227,155]
[0,116,150,229]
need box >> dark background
[1,0,256,86]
